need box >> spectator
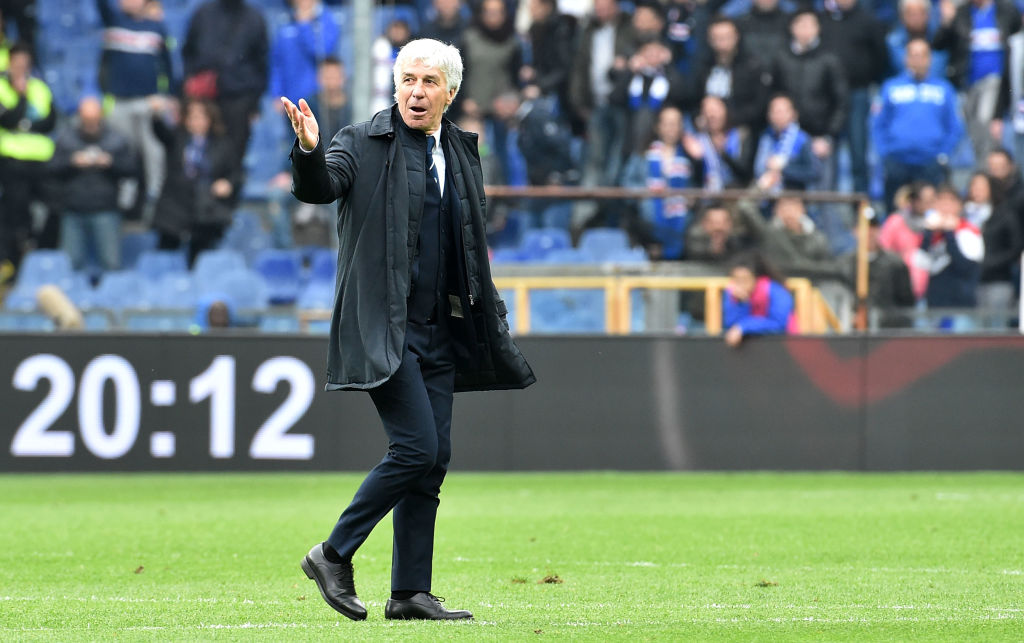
[0,1,35,58]
[820,0,889,194]
[979,151,1024,323]
[862,216,917,327]
[872,38,963,211]
[610,38,686,158]
[664,0,717,74]
[370,19,411,113]
[419,0,468,48]
[687,16,771,131]
[621,105,701,260]
[986,146,1024,205]
[753,93,821,192]
[0,43,56,272]
[931,0,1020,164]
[631,1,668,47]
[887,0,948,80]
[685,201,748,263]
[461,0,522,119]
[569,0,635,187]
[921,185,984,309]
[736,196,844,281]
[879,181,936,299]
[723,251,795,347]
[96,0,175,207]
[772,9,848,187]
[269,0,339,108]
[182,0,268,177]
[963,170,993,228]
[736,0,791,59]
[0,7,17,71]
[151,98,240,264]
[520,0,576,113]
[681,94,754,191]
[50,96,136,272]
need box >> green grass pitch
[1,472,1022,641]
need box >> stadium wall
[1,334,1022,472]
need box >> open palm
[281,97,320,150]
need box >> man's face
[78,98,104,135]
[434,0,461,19]
[120,0,146,15]
[387,22,411,46]
[775,197,805,232]
[767,97,796,131]
[700,96,727,132]
[703,208,733,237]
[318,62,345,92]
[910,186,935,215]
[397,60,454,134]
[729,266,756,301]
[8,51,30,79]
[987,152,1014,181]
[593,0,618,22]
[791,14,819,46]
[753,0,778,11]
[708,22,738,58]
[481,0,506,29]
[656,107,683,144]
[901,0,929,33]
[529,0,552,22]
[933,191,963,220]
[905,40,931,78]
[633,6,664,37]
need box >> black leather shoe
[300,543,367,621]
[384,592,473,620]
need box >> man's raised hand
[281,97,320,151]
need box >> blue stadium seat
[308,248,338,283]
[373,5,421,36]
[121,231,159,270]
[123,311,194,332]
[530,289,606,333]
[518,228,571,261]
[3,286,40,312]
[153,272,197,310]
[603,248,649,264]
[82,310,113,331]
[136,250,188,281]
[254,249,303,304]
[193,249,247,282]
[543,248,589,264]
[203,269,270,310]
[259,315,302,333]
[93,271,156,311]
[0,312,56,332]
[297,282,335,310]
[18,250,73,287]
[491,248,524,264]
[578,228,630,259]
[305,319,332,334]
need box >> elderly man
[282,39,535,622]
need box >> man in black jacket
[772,9,849,188]
[521,0,577,111]
[282,38,535,623]
[182,0,268,177]
[688,16,770,131]
[819,0,889,194]
[50,96,136,272]
[736,0,790,58]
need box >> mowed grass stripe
[1,472,1022,641]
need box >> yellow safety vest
[0,75,55,162]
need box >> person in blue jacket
[269,0,340,109]
[752,94,821,192]
[872,37,964,212]
[722,251,795,347]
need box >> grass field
[1,472,1023,641]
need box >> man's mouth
[409,105,428,115]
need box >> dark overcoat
[290,105,536,392]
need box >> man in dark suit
[282,38,535,622]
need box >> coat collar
[369,103,479,146]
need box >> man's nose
[411,82,426,97]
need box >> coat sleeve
[826,55,850,138]
[781,141,822,187]
[289,125,361,205]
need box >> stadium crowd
[0,0,1023,331]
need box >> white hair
[392,38,463,107]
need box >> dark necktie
[426,136,440,189]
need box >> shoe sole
[301,556,367,621]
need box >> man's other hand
[281,97,320,151]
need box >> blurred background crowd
[0,0,1022,333]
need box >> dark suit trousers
[326,318,455,592]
